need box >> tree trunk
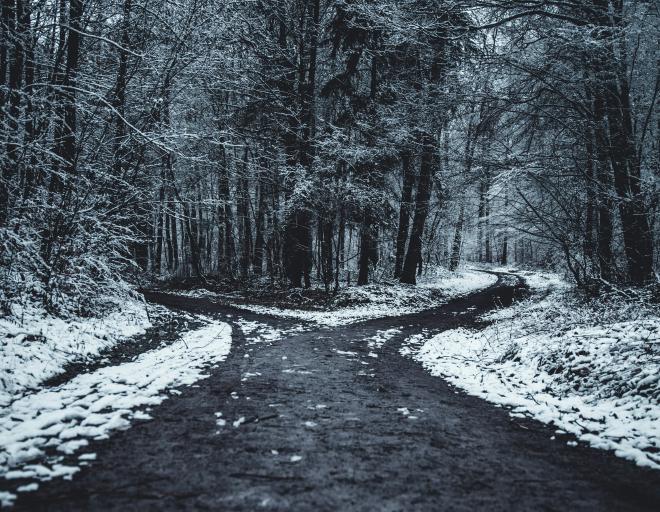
[320,216,334,291]
[394,150,415,277]
[357,220,372,286]
[449,201,464,271]
[111,0,131,179]
[591,0,653,284]
[154,184,165,274]
[183,201,203,279]
[593,94,614,281]
[167,196,178,272]
[54,0,82,187]
[400,133,436,285]
[238,148,252,278]
[584,126,596,269]
[217,144,235,276]
[253,175,267,276]
[334,209,344,292]
[1,0,23,225]
[478,170,491,263]
[40,0,83,268]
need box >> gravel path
[10,275,660,511]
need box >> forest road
[14,274,660,511]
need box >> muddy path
[10,275,660,511]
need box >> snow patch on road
[236,319,306,345]
[405,277,660,470]
[367,328,401,351]
[0,319,232,493]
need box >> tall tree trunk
[283,0,318,288]
[217,144,234,276]
[166,196,178,272]
[500,188,509,265]
[269,174,281,281]
[591,0,653,284]
[334,210,345,292]
[19,0,37,201]
[111,0,131,179]
[449,200,464,271]
[478,169,491,263]
[183,201,203,279]
[320,215,334,291]
[0,0,10,106]
[1,0,23,225]
[394,150,415,277]
[154,184,165,274]
[52,0,82,190]
[400,133,436,285]
[238,147,252,278]
[584,126,596,270]
[253,171,267,276]
[357,220,373,286]
[40,0,83,276]
[591,90,615,281]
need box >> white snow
[366,328,402,351]
[16,483,38,493]
[0,320,232,488]
[417,267,498,295]
[230,270,497,326]
[405,274,660,469]
[235,319,306,345]
[0,299,158,407]
[334,349,358,356]
[0,491,16,507]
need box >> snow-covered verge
[405,273,660,469]
[230,269,497,327]
[0,320,232,507]
[0,298,159,407]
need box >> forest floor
[155,268,497,325]
[1,272,659,510]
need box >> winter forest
[1,0,659,509]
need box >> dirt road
[11,276,660,511]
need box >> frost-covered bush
[482,284,660,403]
[0,203,138,319]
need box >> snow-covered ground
[0,319,232,506]
[232,269,497,327]
[404,271,660,470]
[0,298,157,407]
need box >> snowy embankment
[405,271,660,469]
[0,299,156,407]
[233,269,497,326]
[0,320,232,506]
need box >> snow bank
[0,320,232,495]
[0,299,155,406]
[406,276,660,469]
[233,270,497,326]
